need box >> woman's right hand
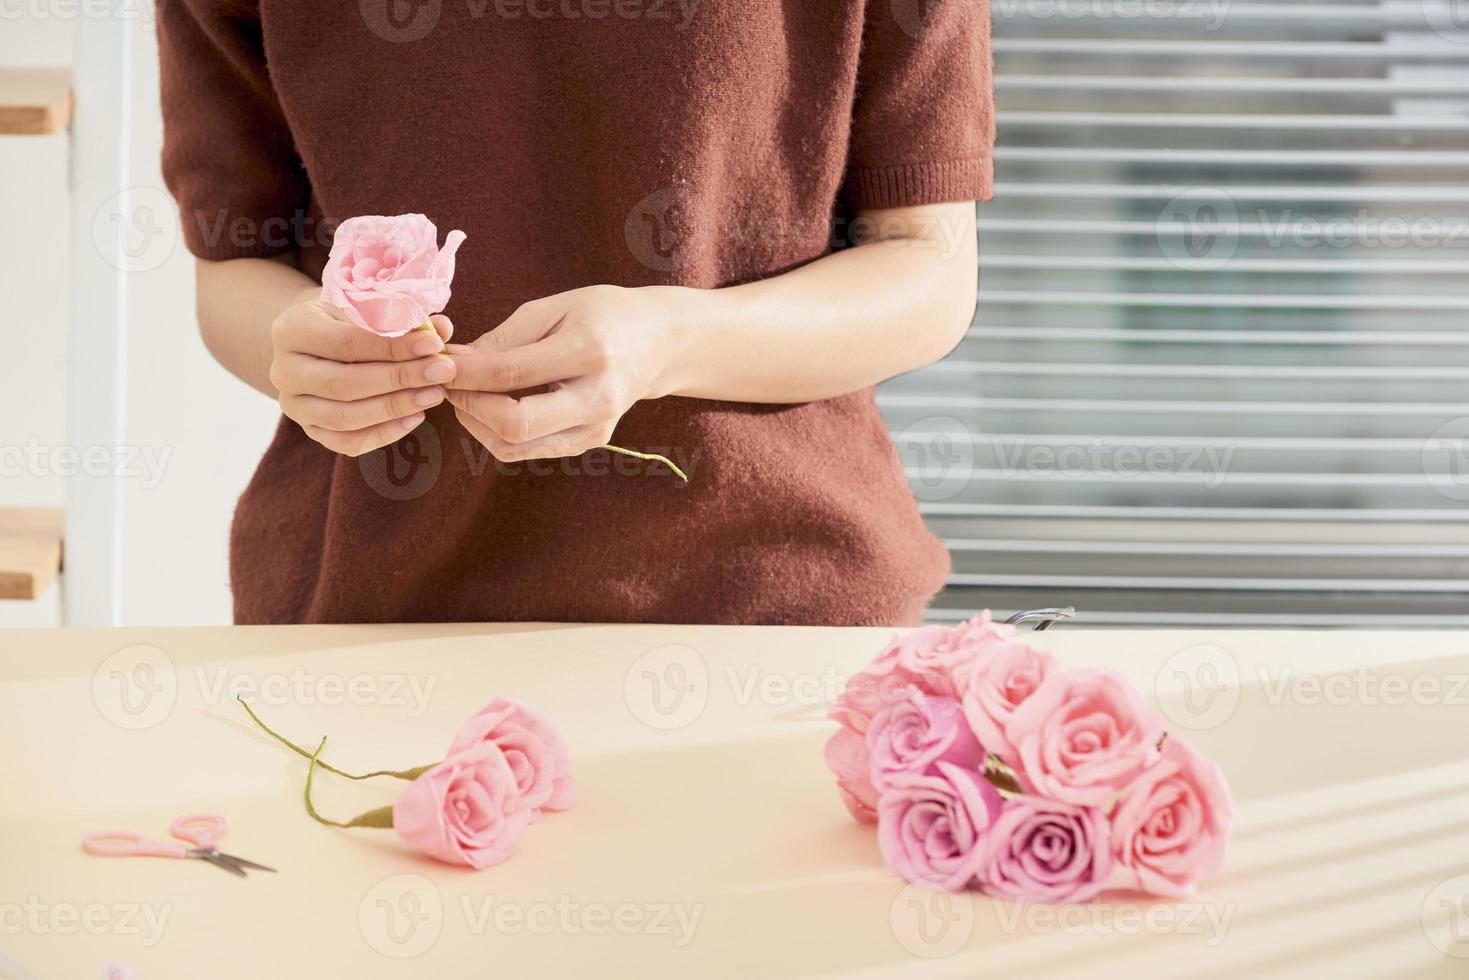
[268,297,458,457]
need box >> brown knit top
[158,0,994,625]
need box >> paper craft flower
[878,761,1004,891]
[866,691,982,795]
[239,697,573,870]
[824,610,1232,901]
[320,213,466,337]
[979,795,1112,903]
[1005,668,1165,808]
[1111,738,1234,897]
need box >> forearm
[196,255,320,397]
[659,203,979,403]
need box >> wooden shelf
[0,508,63,600]
[0,68,72,135]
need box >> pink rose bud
[961,641,1059,768]
[979,795,1113,903]
[824,727,879,823]
[1111,738,1234,898]
[320,213,466,336]
[866,692,983,794]
[447,697,575,812]
[1004,668,1166,807]
[392,744,536,869]
[878,761,1004,892]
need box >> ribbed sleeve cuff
[841,157,993,210]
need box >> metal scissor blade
[215,852,277,873]
[190,850,247,877]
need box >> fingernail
[401,413,426,431]
[414,386,444,408]
[424,359,455,382]
[413,336,443,357]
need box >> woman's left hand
[443,284,687,461]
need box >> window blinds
[879,0,1469,627]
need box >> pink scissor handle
[82,830,190,859]
[169,812,228,849]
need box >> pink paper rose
[447,697,575,812]
[320,213,466,336]
[878,761,1004,891]
[392,744,535,870]
[832,614,1009,736]
[866,691,983,794]
[1005,668,1165,807]
[1111,738,1233,898]
[824,727,879,823]
[980,795,1113,903]
[962,641,1059,767]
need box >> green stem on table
[238,697,435,781]
[602,444,689,481]
[304,736,396,829]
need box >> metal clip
[1004,607,1076,632]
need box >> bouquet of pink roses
[825,611,1232,900]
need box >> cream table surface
[1,624,1467,980]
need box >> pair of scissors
[82,813,276,877]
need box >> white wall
[2,10,279,626]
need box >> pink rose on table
[962,641,1059,767]
[878,761,1004,891]
[980,795,1113,903]
[392,744,536,870]
[447,697,575,812]
[1005,668,1165,807]
[320,213,466,337]
[1112,738,1234,898]
[824,727,879,823]
[831,613,1013,735]
[866,691,983,794]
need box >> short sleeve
[157,0,309,260]
[841,0,995,210]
